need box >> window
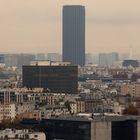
[25,134,29,139]
[34,135,38,138]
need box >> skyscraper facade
[63,5,85,66]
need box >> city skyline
[1,0,140,54]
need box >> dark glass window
[40,119,91,140]
[112,120,137,140]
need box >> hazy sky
[1,0,140,54]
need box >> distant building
[98,53,108,67]
[35,53,46,61]
[47,53,62,62]
[98,52,119,67]
[4,54,35,68]
[0,54,4,63]
[85,53,93,65]
[108,52,119,67]
[122,60,139,68]
[63,5,85,66]
[23,65,78,94]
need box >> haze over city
[1,1,140,140]
[1,0,140,54]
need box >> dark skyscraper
[63,5,85,66]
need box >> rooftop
[44,115,140,122]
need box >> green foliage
[123,104,138,115]
[0,118,21,129]
[1,119,11,127]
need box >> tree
[64,100,71,112]
[123,104,138,115]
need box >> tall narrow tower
[63,5,85,66]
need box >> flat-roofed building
[40,116,140,140]
[0,104,16,121]
[121,83,140,97]
[23,65,78,94]
[0,129,46,140]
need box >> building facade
[121,83,140,97]
[47,53,62,62]
[0,129,46,140]
[0,104,16,121]
[122,59,139,68]
[0,54,4,63]
[40,116,140,140]
[98,52,119,67]
[4,54,35,68]
[35,53,46,61]
[22,66,78,94]
[63,5,85,66]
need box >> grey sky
[0,0,140,54]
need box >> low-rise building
[16,103,35,115]
[76,100,85,113]
[0,129,46,140]
[0,104,16,122]
[47,93,66,105]
[41,105,70,119]
[70,102,77,114]
[121,83,140,97]
[113,102,125,115]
